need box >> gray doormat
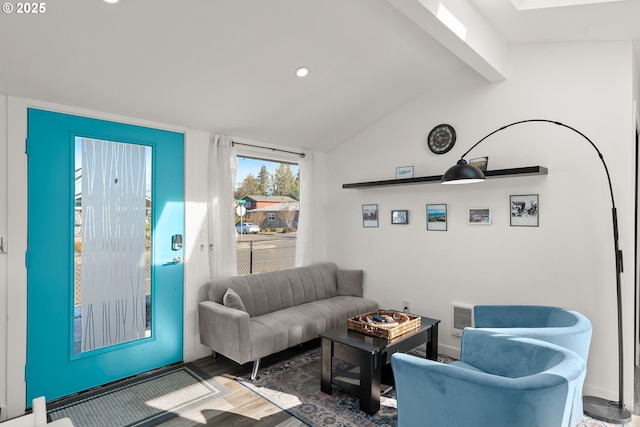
[47,363,231,427]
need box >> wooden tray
[348,310,421,340]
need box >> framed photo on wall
[392,210,409,224]
[510,194,539,227]
[426,204,447,231]
[469,156,489,172]
[362,204,379,228]
[468,208,491,224]
[395,166,414,179]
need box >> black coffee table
[319,315,440,414]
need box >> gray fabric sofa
[198,262,378,379]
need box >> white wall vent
[452,304,474,337]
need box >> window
[234,156,299,274]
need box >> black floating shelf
[342,166,548,189]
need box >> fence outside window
[236,235,296,274]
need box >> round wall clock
[427,124,456,154]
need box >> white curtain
[207,134,238,278]
[295,153,313,266]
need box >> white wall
[5,96,29,419]
[634,41,640,372]
[184,130,214,363]
[0,95,8,416]
[326,41,637,405]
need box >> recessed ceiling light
[102,0,120,4]
[295,67,309,78]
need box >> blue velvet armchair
[391,329,586,427]
[471,305,592,425]
[472,305,592,362]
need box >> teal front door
[26,108,184,403]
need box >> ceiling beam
[388,0,509,82]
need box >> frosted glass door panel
[75,137,152,353]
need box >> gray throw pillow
[337,269,364,297]
[223,288,247,312]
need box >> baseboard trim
[438,343,460,360]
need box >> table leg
[426,323,439,361]
[321,338,333,395]
[359,351,381,414]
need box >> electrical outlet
[402,299,411,313]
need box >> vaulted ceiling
[1,0,639,152]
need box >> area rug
[47,363,231,427]
[237,347,622,427]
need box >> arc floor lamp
[441,119,631,424]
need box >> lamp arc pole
[442,119,631,424]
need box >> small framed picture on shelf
[362,204,379,228]
[395,166,414,179]
[469,156,489,172]
[510,194,539,227]
[426,204,447,231]
[391,210,409,224]
[468,208,491,225]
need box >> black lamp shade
[441,159,485,184]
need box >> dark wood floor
[157,342,320,426]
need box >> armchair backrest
[472,305,592,362]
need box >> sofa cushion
[205,262,340,317]
[337,269,364,297]
[223,288,247,312]
[247,295,379,360]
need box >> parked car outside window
[236,222,260,234]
